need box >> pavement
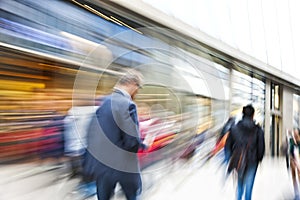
[140,156,295,200]
[0,154,296,200]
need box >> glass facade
[231,70,265,125]
[293,94,300,128]
[0,0,233,163]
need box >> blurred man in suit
[84,70,151,200]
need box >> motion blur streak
[0,0,268,199]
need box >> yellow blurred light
[110,16,143,34]
[0,80,45,91]
[0,71,50,80]
[83,5,111,21]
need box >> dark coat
[224,117,265,169]
[83,89,146,179]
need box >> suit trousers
[96,170,142,200]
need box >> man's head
[116,69,143,99]
[242,104,255,119]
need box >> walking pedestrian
[64,103,98,178]
[225,104,265,200]
[83,69,153,200]
[287,128,300,199]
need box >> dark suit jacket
[84,89,146,178]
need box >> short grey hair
[117,69,143,87]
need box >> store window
[231,70,265,125]
[271,83,280,111]
[270,82,281,156]
[293,94,300,128]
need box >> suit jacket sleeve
[115,101,146,153]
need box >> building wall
[264,80,271,155]
[282,85,294,139]
[142,0,300,84]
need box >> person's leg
[96,172,117,200]
[236,174,244,200]
[71,155,83,177]
[119,172,142,200]
[244,166,258,200]
[291,160,300,198]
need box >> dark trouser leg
[71,155,83,176]
[118,172,142,200]
[96,172,117,200]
